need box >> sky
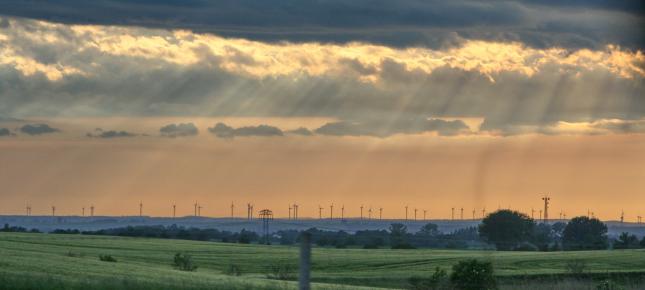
[0,1,644,220]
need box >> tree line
[2,209,644,251]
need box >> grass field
[1,232,644,289]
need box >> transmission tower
[542,195,550,223]
[259,209,273,245]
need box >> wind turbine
[173,204,176,218]
[52,206,56,217]
[368,207,372,220]
[90,205,94,217]
[360,205,364,220]
[379,207,383,220]
[139,201,143,217]
[318,205,323,219]
[330,204,334,220]
[451,207,455,220]
[414,208,417,221]
[405,205,408,221]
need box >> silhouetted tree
[562,216,608,250]
[418,223,441,236]
[478,210,535,250]
[614,232,639,249]
[641,236,645,248]
[389,223,413,249]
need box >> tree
[478,210,535,250]
[562,216,608,250]
[389,223,413,249]
[418,223,441,236]
[450,259,496,290]
[613,232,639,249]
[641,236,645,248]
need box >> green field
[1,232,644,289]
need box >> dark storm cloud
[86,129,137,138]
[314,118,470,137]
[208,123,283,138]
[0,128,12,136]
[0,0,642,50]
[19,124,59,135]
[160,123,199,137]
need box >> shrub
[224,264,242,276]
[408,267,448,290]
[267,263,296,280]
[98,254,117,262]
[513,242,538,251]
[450,259,496,290]
[565,260,587,276]
[172,253,197,271]
[66,251,84,258]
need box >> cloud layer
[0,0,642,50]
[0,17,643,136]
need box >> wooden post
[299,232,311,290]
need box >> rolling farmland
[1,232,645,289]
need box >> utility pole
[299,232,312,290]
[542,195,550,223]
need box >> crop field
[1,232,644,289]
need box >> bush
[565,260,587,276]
[66,251,84,258]
[172,253,197,271]
[267,263,296,280]
[98,254,117,262]
[596,279,622,290]
[224,264,242,276]
[408,267,448,290]
[450,259,496,290]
